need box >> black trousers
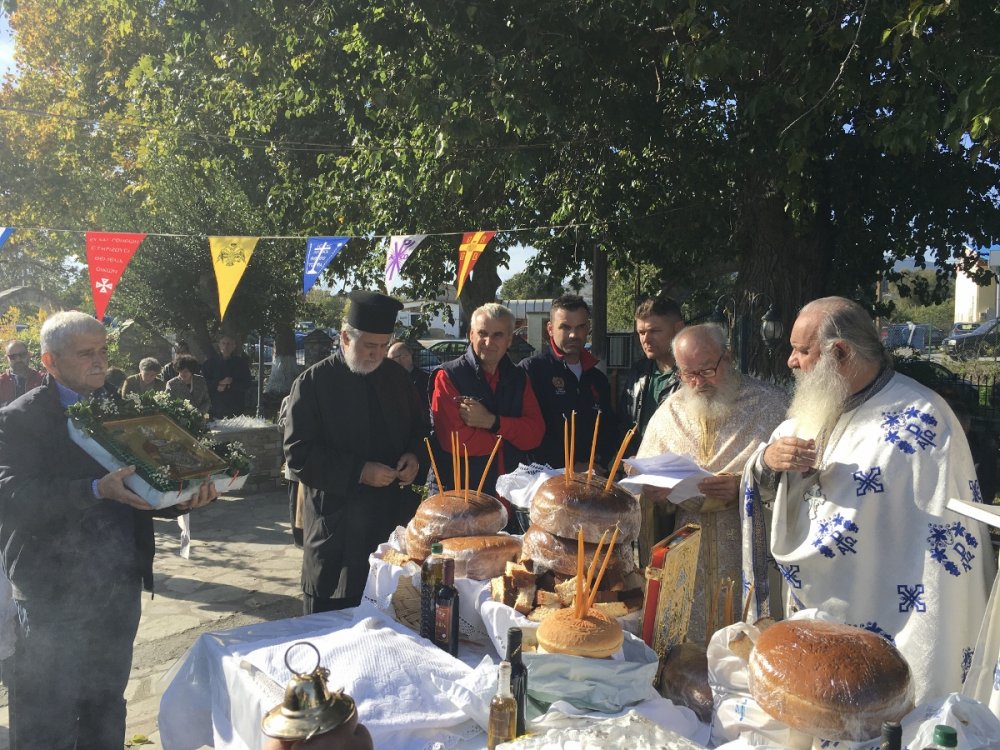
[10,578,142,750]
[303,592,361,615]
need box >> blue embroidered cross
[734,699,747,722]
[778,563,802,589]
[970,479,983,504]
[897,583,926,612]
[744,483,756,517]
[852,467,884,496]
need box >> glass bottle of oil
[487,660,517,749]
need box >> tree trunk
[457,251,502,336]
[735,191,830,379]
[267,323,299,394]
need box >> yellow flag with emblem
[209,236,259,320]
[456,231,496,298]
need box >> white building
[954,252,998,324]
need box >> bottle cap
[932,724,957,747]
[430,542,443,554]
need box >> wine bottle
[880,720,901,750]
[433,557,460,656]
[420,542,444,641]
[506,627,528,737]
[487,660,517,750]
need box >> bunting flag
[303,236,349,294]
[0,227,14,251]
[385,234,427,289]
[456,231,496,297]
[85,232,147,321]
[209,236,259,320]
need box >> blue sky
[0,13,12,77]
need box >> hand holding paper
[619,453,715,504]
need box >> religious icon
[102,414,228,481]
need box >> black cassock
[284,352,429,601]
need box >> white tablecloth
[158,602,710,750]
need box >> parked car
[949,322,980,338]
[894,358,980,408]
[424,336,536,365]
[423,339,467,363]
[943,319,1000,359]
[404,339,443,374]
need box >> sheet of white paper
[619,453,714,504]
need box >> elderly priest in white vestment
[742,296,995,704]
[636,324,787,644]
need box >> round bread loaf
[748,619,914,741]
[520,526,634,586]
[405,491,507,560]
[437,535,522,580]
[530,475,641,544]
[536,606,624,658]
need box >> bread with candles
[748,619,914,741]
[536,607,624,658]
[522,526,634,585]
[404,490,508,560]
[436,534,522,580]
[530,475,641,544]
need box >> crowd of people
[0,289,995,747]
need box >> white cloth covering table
[157,602,711,750]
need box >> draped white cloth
[741,372,996,704]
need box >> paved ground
[0,485,304,749]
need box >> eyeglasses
[6,352,27,360]
[679,354,725,383]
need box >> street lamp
[760,302,784,355]
[711,293,783,373]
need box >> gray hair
[671,323,729,359]
[40,311,105,355]
[471,303,515,331]
[800,296,889,367]
[139,357,161,373]
[341,323,362,342]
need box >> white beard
[787,352,850,441]
[343,347,381,376]
[673,370,742,424]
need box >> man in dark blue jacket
[519,294,617,473]
[0,311,216,750]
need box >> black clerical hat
[346,290,403,334]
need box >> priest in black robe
[284,291,430,612]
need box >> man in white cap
[284,290,430,612]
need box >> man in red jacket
[0,340,43,407]
[429,303,543,517]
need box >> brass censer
[261,641,360,742]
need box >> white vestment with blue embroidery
[741,372,996,704]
